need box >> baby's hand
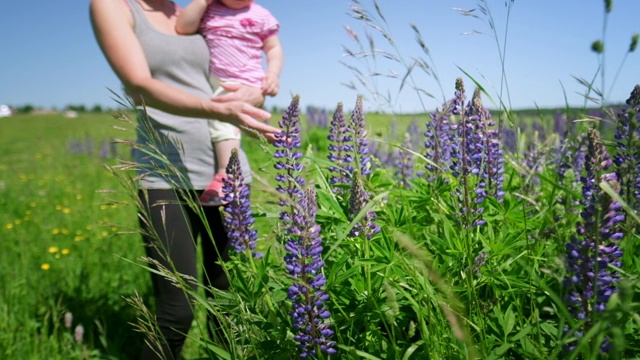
[261,73,279,97]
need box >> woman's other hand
[214,82,265,107]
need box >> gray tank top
[128,0,252,189]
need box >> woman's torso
[127,0,252,189]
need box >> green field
[2,103,639,359]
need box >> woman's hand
[214,82,265,107]
[211,101,280,143]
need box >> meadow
[2,83,640,359]
[3,1,640,359]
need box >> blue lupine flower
[523,143,545,190]
[393,133,416,189]
[348,173,380,240]
[564,129,623,353]
[424,97,457,178]
[306,106,329,129]
[284,189,336,358]
[274,96,305,221]
[613,84,640,215]
[349,96,371,176]
[276,97,336,357]
[448,80,503,226]
[222,148,260,258]
[327,102,354,194]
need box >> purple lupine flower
[306,106,329,129]
[406,119,423,151]
[532,120,547,142]
[425,85,462,178]
[276,97,336,357]
[612,85,640,216]
[523,143,545,190]
[564,129,623,353]
[554,111,568,139]
[284,189,336,358]
[274,96,305,222]
[471,252,488,274]
[222,148,261,258]
[449,81,493,227]
[327,102,354,194]
[349,96,372,176]
[100,140,110,158]
[482,108,506,202]
[393,133,415,189]
[348,173,380,240]
[499,126,517,154]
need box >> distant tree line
[10,104,114,114]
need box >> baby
[177,0,283,205]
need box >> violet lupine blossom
[274,96,305,222]
[327,102,354,194]
[221,148,261,258]
[523,143,545,190]
[449,81,498,227]
[425,80,464,178]
[564,129,624,353]
[348,173,380,240]
[306,106,329,129]
[284,188,336,358]
[393,133,416,189]
[612,85,640,215]
[275,97,336,357]
[482,110,506,202]
[349,96,372,176]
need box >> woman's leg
[138,189,199,360]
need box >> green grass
[0,113,147,359]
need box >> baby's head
[219,0,253,10]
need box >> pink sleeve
[258,10,280,40]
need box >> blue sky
[1,1,638,114]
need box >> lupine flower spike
[274,95,305,225]
[221,148,261,258]
[275,97,336,357]
[449,80,503,227]
[349,96,371,177]
[393,133,416,189]
[348,172,381,240]
[613,85,640,216]
[327,102,354,194]
[285,189,336,358]
[564,129,624,353]
[424,83,462,178]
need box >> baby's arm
[262,35,283,96]
[175,0,213,35]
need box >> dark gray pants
[138,189,229,360]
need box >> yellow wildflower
[63,208,71,214]
[41,263,51,270]
[5,223,13,229]
[48,246,59,254]
[61,249,70,255]
[52,228,60,235]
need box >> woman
[89,0,280,358]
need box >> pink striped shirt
[200,2,279,88]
